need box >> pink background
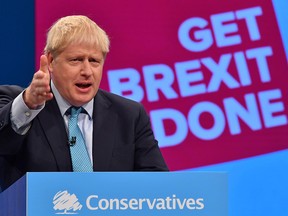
[35,0,288,171]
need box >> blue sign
[1,172,227,216]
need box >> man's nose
[81,60,93,75]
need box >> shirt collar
[51,80,94,119]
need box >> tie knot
[71,106,82,117]
[66,106,83,118]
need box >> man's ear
[47,53,54,71]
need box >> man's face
[48,43,105,107]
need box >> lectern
[0,172,227,215]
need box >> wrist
[23,89,39,109]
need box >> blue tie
[68,107,93,172]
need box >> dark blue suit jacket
[0,85,168,191]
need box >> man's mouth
[76,83,92,89]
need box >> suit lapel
[36,90,117,171]
[92,91,118,170]
[37,98,72,171]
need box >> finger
[39,55,49,74]
[33,70,45,80]
[44,92,54,101]
[35,85,50,95]
[33,72,50,89]
[38,92,54,102]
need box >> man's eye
[89,58,98,63]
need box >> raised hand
[23,55,53,109]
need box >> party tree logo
[53,190,82,214]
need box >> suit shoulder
[98,89,143,108]
[0,85,24,98]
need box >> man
[0,15,168,191]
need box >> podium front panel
[1,172,228,216]
[0,171,228,216]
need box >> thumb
[39,55,49,73]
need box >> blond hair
[44,15,110,57]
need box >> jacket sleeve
[0,85,26,155]
[134,104,169,171]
